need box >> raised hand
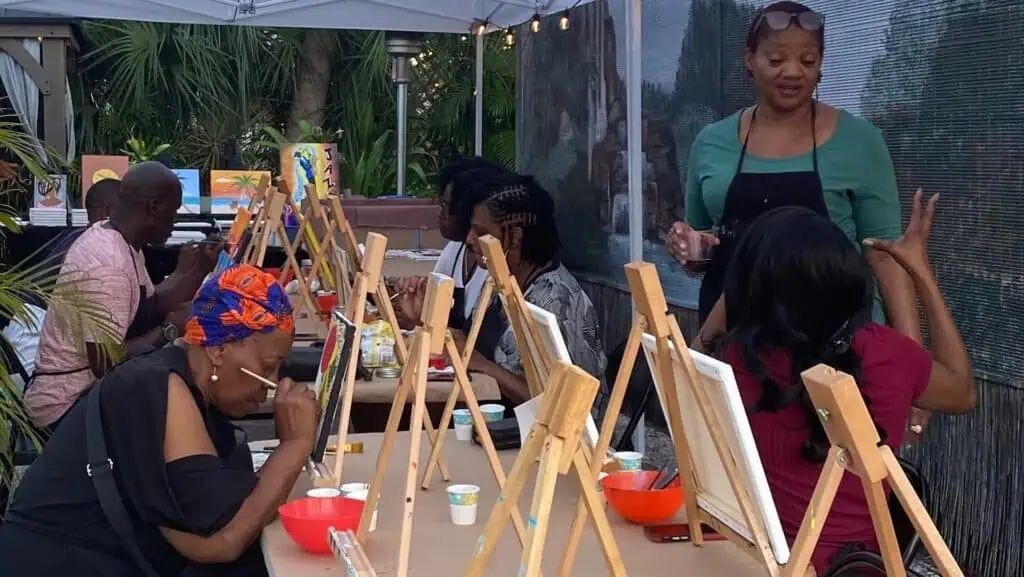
[863,189,939,278]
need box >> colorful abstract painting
[173,168,201,214]
[80,155,129,203]
[280,143,339,206]
[312,310,357,463]
[209,170,272,214]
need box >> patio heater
[386,32,423,196]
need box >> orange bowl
[316,293,339,314]
[278,497,364,554]
[601,470,683,525]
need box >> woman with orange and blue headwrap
[0,264,318,577]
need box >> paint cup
[447,484,481,526]
[347,489,377,532]
[340,482,370,497]
[306,488,342,498]
[479,404,506,423]
[453,409,473,441]
[614,451,644,472]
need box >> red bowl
[316,293,339,314]
[278,497,365,554]
[601,470,683,525]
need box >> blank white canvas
[640,334,790,565]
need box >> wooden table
[259,432,764,577]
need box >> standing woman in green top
[667,2,921,352]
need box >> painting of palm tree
[210,169,271,214]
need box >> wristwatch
[161,322,180,344]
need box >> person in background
[665,1,929,439]
[716,195,973,573]
[0,265,311,577]
[395,157,508,329]
[26,162,220,433]
[85,178,120,224]
[458,177,606,406]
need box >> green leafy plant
[120,135,172,163]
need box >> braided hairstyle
[718,206,882,463]
[447,167,514,240]
[480,176,560,266]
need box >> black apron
[448,243,469,330]
[698,104,829,324]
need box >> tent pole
[474,33,484,157]
[626,0,645,454]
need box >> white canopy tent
[6,0,648,448]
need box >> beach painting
[209,169,272,214]
[280,143,339,206]
[34,174,67,209]
[173,168,201,214]
[81,155,129,203]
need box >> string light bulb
[559,11,570,30]
[504,29,515,46]
[530,12,541,33]
[475,21,487,36]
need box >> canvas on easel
[311,309,357,465]
[464,362,627,577]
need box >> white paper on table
[513,395,543,447]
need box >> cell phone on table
[643,523,726,544]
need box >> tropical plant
[0,116,122,500]
[120,135,172,163]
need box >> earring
[211,367,219,383]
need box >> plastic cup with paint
[614,451,644,471]
[340,482,370,497]
[347,489,378,532]
[452,409,473,441]
[479,404,505,423]
[306,487,342,498]
[447,484,481,526]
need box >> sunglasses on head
[757,10,824,33]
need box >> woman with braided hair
[458,176,606,407]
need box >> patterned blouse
[493,264,607,382]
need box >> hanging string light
[559,10,570,30]
[475,20,488,36]
[504,29,515,46]
[530,12,541,33]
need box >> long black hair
[447,167,514,240]
[718,206,880,463]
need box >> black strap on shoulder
[85,384,161,577]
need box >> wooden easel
[799,365,964,577]
[277,181,340,292]
[464,363,627,577]
[243,190,318,317]
[308,232,387,488]
[356,273,454,577]
[417,275,495,491]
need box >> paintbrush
[653,467,680,490]
[240,367,277,389]
[647,462,671,490]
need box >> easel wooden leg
[464,426,546,577]
[784,446,845,577]
[879,448,964,577]
[571,450,627,577]
[357,333,419,541]
[397,335,430,577]
[557,321,643,577]
[519,435,565,577]
[862,476,907,577]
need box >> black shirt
[0,346,266,576]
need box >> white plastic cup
[479,404,505,423]
[446,484,480,526]
[453,409,473,441]
[340,482,369,496]
[614,451,644,471]
[347,489,377,532]
[306,488,341,498]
